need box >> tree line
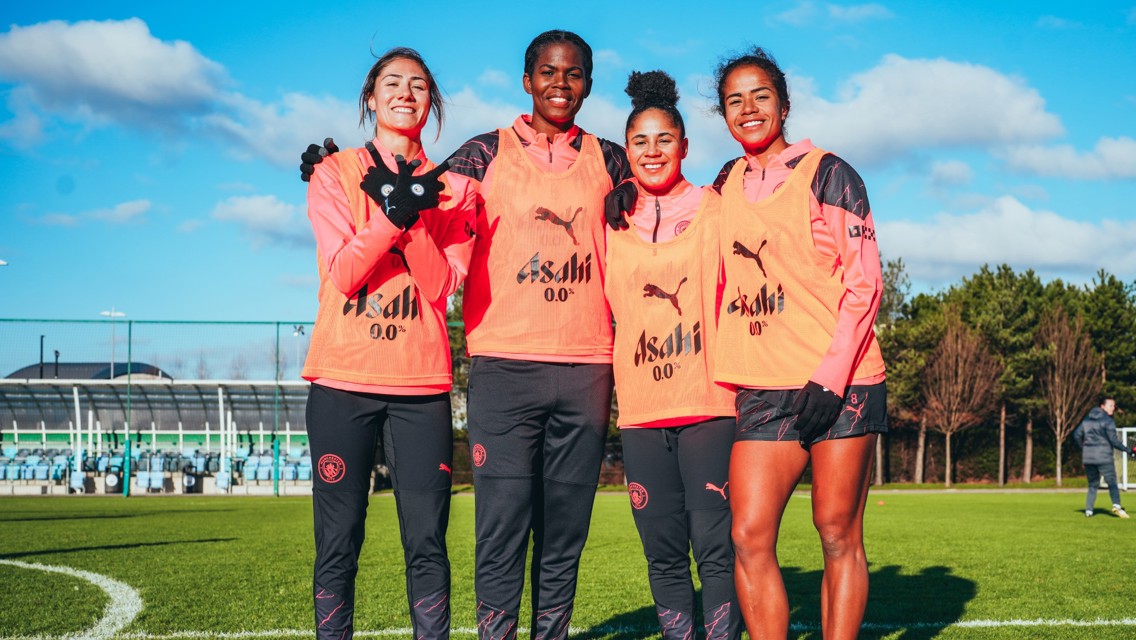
[878,262,1136,486]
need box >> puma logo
[705,481,729,501]
[732,239,768,278]
[439,463,452,477]
[642,277,688,315]
[390,247,410,273]
[535,206,582,245]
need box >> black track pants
[467,357,613,640]
[307,383,453,640]
[621,418,741,640]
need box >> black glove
[791,381,844,449]
[604,180,638,230]
[300,137,340,182]
[359,143,451,229]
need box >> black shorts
[734,382,887,443]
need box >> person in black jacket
[1073,397,1136,518]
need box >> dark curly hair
[523,30,593,97]
[713,46,789,127]
[358,47,444,139]
[624,70,685,138]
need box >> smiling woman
[299,46,475,640]
[439,29,632,640]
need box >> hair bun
[625,70,679,110]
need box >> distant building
[6,362,172,380]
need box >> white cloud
[772,1,819,25]
[34,199,151,226]
[0,19,224,128]
[998,136,1136,179]
[575,94,629,146]
[594,49,624,69]
[37,213,80,227]
[1036,15,1082,29]
[177,220,204,233]
[89,199,151,223]
[828,3,894,22]
[0,87,45,147]
[878,196,1136,285]
[477,68,511,88]
[204,92,362,167]
[929,160,973,188]
[790,54,1064,167]
[422,86,525,159]
[211,195,310,248]
[772,2,892,26]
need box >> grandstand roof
[6,361,172,380]
[0,378,309,432]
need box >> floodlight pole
[100,307,126,378]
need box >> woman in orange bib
[605,70,740,640]
[711,48,888,640]
[301,47,474,640]
[441,30,632,640]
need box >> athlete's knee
[812,515,862,560]
[730,512,775,558]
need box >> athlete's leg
[1085,464,1101,511]
[531,362,612,640]
[730,388,810,640]
[809,433,876,640]
[384,393,453,639]
[468,357,550,640]
[677,418,740,640]
[730,440,808,639]
[1100,462,1123,508]
[306,384,383,640]
[623,427,695,640]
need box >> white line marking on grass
[0,558,143,640]
[36,618,1136,639]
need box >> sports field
[1,490,1132,639]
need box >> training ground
[1,489,1134,640]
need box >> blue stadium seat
[150,471,167,492]
[255,465,271,481]
[135,472,150,491]
[283,464,297,481]
[297,455,312,481]
[2,446,16,458]
[50,456,69,481]
[33,464,50,481]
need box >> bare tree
[922,310,1001,487]
[229,354,248,380]
[196,351,211,380]
[1038,306,1103,486]
[914,415,928,484]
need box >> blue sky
[2,1,1135,324]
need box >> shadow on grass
[784,564,976,639]
[578,603,659,640]
[579,564,976,640]
[0,538,239,560]
[2,508,237,523]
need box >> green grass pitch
[1,490,1133,639]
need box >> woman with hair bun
[605,69,740,640]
